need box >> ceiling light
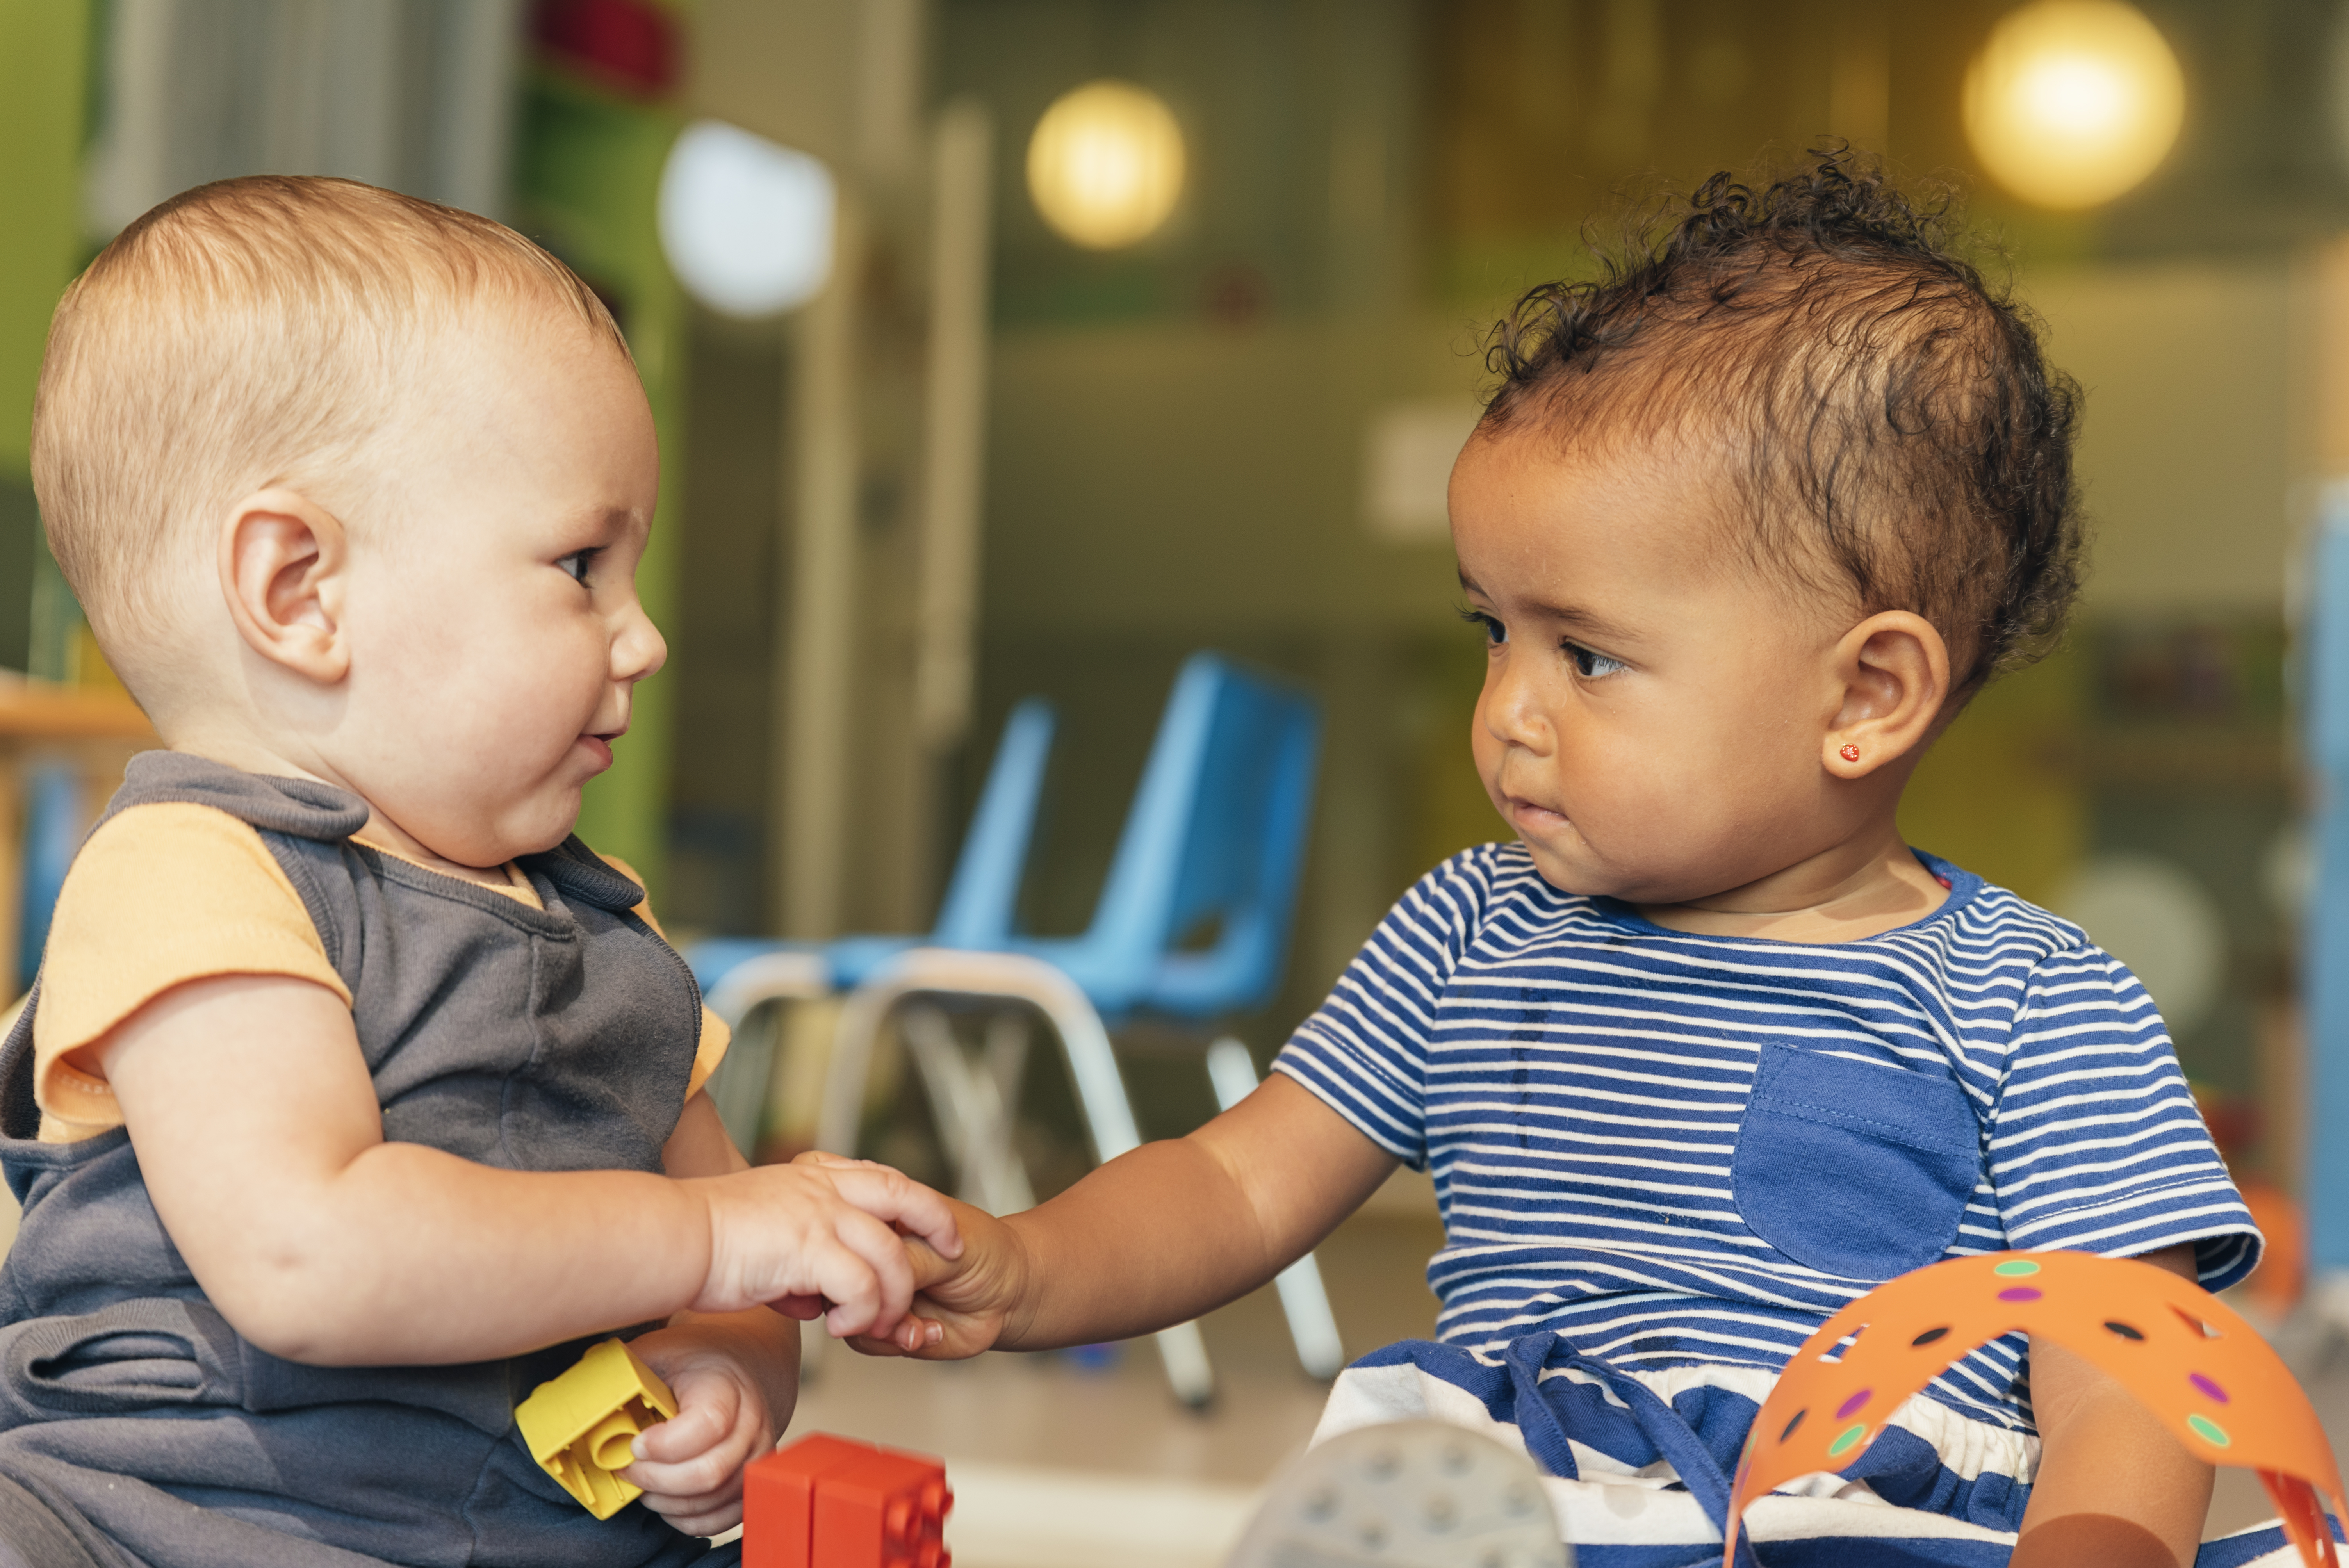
[1026,81,1185,249]
[1964,1,2185,210]
[659,119,835,317]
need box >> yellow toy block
[515,1338,679,1519]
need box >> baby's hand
[620,1321,787,1537]
[814,1173,1027,1361]
[688,1158,962,1342]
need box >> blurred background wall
[0,0,2333,1185]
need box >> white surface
[1363,399,1479,542]
[946,1460,1260,1568]
[2053,851,2226,1035]
[658,120,836,319]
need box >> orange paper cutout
[1725,1252,2343,1568]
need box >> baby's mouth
[1504,793,1570,830]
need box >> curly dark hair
[1479,149,2084,694]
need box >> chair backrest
[930,697,1057,948]
[1072,653,1321,1018]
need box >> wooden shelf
[0,681,155,741]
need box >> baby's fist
[620,1324,789,1536]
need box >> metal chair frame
[810,654,1340,1405]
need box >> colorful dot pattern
[1727,1251,2344,1568]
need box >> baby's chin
[415,800,581,868]
[1517,835,1728,907]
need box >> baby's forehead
[1454,420,1863,623]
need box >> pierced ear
[218,490,351,685]
[1822,611,1951,780]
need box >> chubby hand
[620,1316,794,1538]
[689,1155,962,1345]
[781,1158,1026,1360]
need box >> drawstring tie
[1503,1330,1767,1568]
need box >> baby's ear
[219,489,350,684]
[1823,609,1951,777]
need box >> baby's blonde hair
[30,175,627,692]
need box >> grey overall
[0,753,743,1568]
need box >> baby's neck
[159,730,520,894]
[1636,830,1948,944]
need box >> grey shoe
[1226,1420,1572,1568]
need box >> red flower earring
[1838,743,1862,763]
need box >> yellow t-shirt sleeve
[596,853,732,1100]
[35,802,353,1141]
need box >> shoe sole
[1225,1420,1572,1568]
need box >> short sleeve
[36,802,353,1140]
[1987,944,2262,1291]
[1272,847,1499,1169]
[594,853,729,1101]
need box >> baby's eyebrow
[1462,570,1642,647]
[1542,604,1642,648]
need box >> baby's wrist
[675,1177,741,1311]
[992,1212,1050,1349]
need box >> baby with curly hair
[869,155,2275,1567]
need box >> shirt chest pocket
[1730,1044,1982,1282]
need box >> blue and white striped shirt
[1276,842,2260,1432]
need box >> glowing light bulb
[1026,81,1185,249]
[659,119,835,318]
[1964,1,2185,210]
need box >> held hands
[776,1154,1027,1361]
[686,1155,962,1345]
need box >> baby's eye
[1565,641,1626,679]
[1457,606,1506,646]
[558,548,601,586]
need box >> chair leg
[836,951,1216,1407]
[899,1005,1036,1216]
[1207,1038,1347,1380]
[702,952,832,1156]
[974,1012,1037,1214]
[1154,1319,1215,1409]
[964,968,1216,1404]
[979,1011,1034,1209]
[816,971,901,1160]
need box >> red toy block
[745,1434,952,1568]
[744,1435,868,1568]
[813,1447,951,1568]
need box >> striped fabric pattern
[1275,842,2260,1432]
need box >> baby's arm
[616,1092,801,1536]
[875,1073,1396,1357]
[96,973,957,1365]
[2010,1243,2212,1568]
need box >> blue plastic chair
[815,652,1332,1403]
[684,698,1057,1151]
[1011,651,1320,1017]
[19,764,81,986]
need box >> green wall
[0,0,87,477]
[516,68,683,895]
[0,0,91,674]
